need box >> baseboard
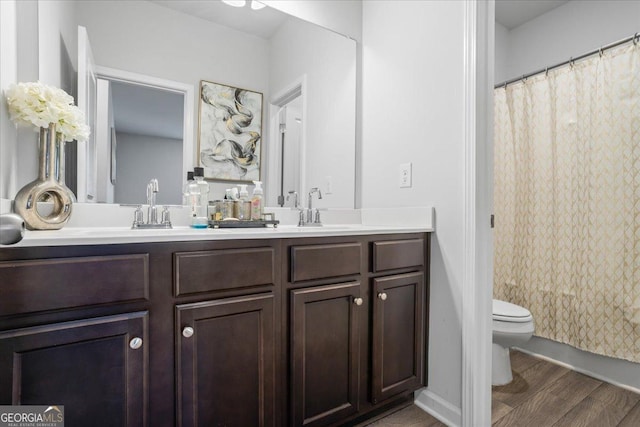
[414,389,461,427]
[514,345,640,395]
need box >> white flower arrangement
[5,81,90,142]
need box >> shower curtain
[493,42,640,362]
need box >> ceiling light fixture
[221,0,246,7]
[251,1,266,10]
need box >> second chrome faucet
[298,187,323,227]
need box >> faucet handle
[161,206,171,225]
[132,205,144,226]
[314,208,322,224]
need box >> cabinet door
[372,272,425,403]
[176,293,275,427]
[290,282,362,427]
[0,312,148,427]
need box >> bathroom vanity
[0,227,430,427]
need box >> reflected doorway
[92,67,194,205]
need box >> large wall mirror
[40,0,357,209]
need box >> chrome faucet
[298,187,323,227]
[147,179,159,225]
[131,179,172,229]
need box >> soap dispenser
[251,181,263,220]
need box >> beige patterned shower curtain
[493,43,640,362]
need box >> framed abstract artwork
[198,80,263,182]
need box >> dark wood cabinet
[285,235,430,426]
[371,272,425,403]
[290,282,362,427]
[0,232,429,427]
[0,311,147,427]
[176,293,276,427]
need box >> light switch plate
[325,176,333,194]
[399,163,412,188]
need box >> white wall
[362,0,465,419]
[263,0,362,42]
[1,0,48,206]
[495,0,640,83]
[269,17,356,209]
[494,22,509,85]
[37,0,77,94]
[0,0,19,206]
[114,132,183,205]
[494,0,640,391]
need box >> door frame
[461,0,494,426]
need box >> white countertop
[8,224,432,247]
[0,204,434,247]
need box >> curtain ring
[634,33,639,45]
[521,75,527,83]
[545,67,549,77]
[599,47,604,57]
[503,81,508,90]
[569,57,575,69]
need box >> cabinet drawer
[0,254,149,316]
[372,239,424,272]
[291,243,361,282]
[174,247,275,296]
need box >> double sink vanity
[0,221,432,427]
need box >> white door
[77,25,97,202]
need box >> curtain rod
[494,32,640,89]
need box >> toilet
[492,299,535,385]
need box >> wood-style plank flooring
[363,402,445,426]
[493,350,640,427]
[366,350,640,426]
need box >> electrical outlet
[399,163,412,188]
[325,176,333,194]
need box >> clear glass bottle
[184,172,202,228]
[182,171,194,206]
[192,167,209,228]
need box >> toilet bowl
[492,299,534,386]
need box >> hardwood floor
[492,350,640,427]
[367,350,640,427]
[362,403,445,426]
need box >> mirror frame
[91,65,194,203]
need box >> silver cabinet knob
[182,326,194,338]
[378,292,388,301]
[129,337,143,350]
[354,297,363,306]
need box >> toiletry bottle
[185,174,202,227]
[251,180,263,220]
[223,189,235,219]
[239,184,249,201]
[238,184,250,220]
[182,171,194,206]
[192,167,209,228]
